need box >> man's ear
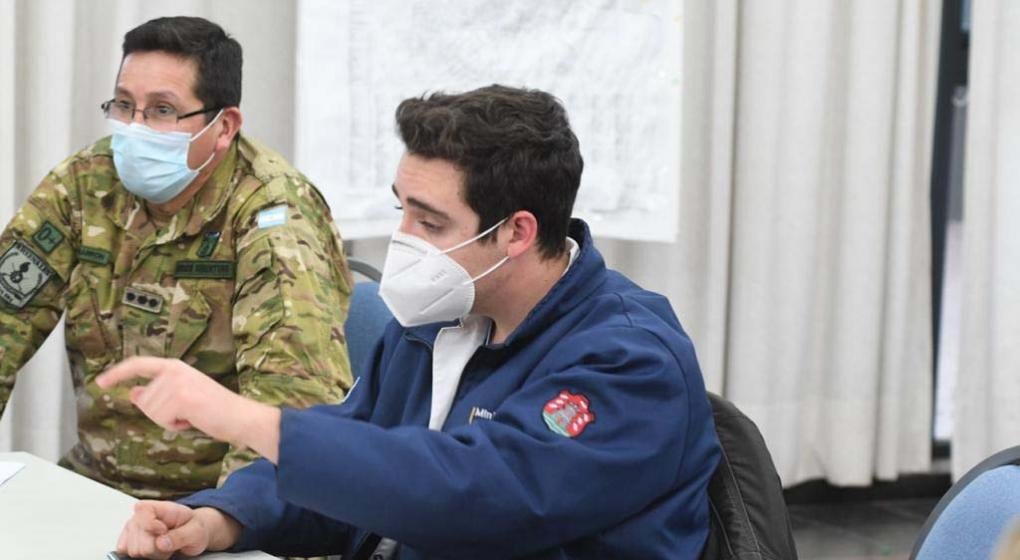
[504,210,539,259]
[216,107,243,151]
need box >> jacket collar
[404,219,606,348]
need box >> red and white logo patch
[542,390,596,437]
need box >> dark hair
[122,16,242,115]
[396,85,583,259]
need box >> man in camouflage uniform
[0,16,353,499]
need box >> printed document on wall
[295,0,682,242]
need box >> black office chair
[700,392,798,560]
[910,445,1020,559]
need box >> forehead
[394,153,471,210]
[116,51,199,102]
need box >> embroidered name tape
[174,260,235,279]
[78,246,111,265]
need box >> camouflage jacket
[0,133,353,498]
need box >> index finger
[96,357,171,389]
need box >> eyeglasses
[100,99,223,130]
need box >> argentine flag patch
[257,205,288,229]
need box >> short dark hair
[395,85,584,259]
[122,16,243,115]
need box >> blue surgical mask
[109,110,223,203]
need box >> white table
[0,451,274,559]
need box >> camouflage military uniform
[0,133,353,499]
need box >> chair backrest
[700,392,798,560]
[348,256,382,283]
[345,258,392,378]
[910,445,1020,559]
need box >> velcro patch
[122,286,164,314]
[0,240,55,309]
[32,221,64,254]
[78,246,111,265]
[197,231,221,259]
[257,205,288,229]
[174,260,235,279]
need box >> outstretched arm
[96,356,282,462]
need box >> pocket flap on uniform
[166,285,213,358]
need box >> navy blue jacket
[181,220,720,559]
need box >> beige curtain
[0,0,297,461]
[953,0,1020,478]
[600,0,939,486]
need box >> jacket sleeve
[270,326,715,558]
[219,174,354,481]
[180,459,354,557]
[0,161,79,415]
[178,331,390,556]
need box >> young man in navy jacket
[100,85,721,560]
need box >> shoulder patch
[542,390,596,438]
[0,240,55,309]
[31,221,64,254]
[257,205,288,229]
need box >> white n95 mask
[379,218,509,327]
[109,110,223,203]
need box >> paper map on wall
[295,0,682,241]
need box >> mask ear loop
[188,110,225,172]
[191,109,224,142]
[459,216,513,284]
[439,216,510,256]
[464,254,510,285]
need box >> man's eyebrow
[147,90,183,103]
[391,184,452,221]
[111,89,183,104]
